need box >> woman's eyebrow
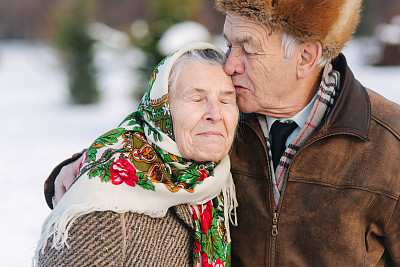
[182,87,207,96]
[222,90,236,98]
[183,87,235,97]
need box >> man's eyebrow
[224,33,250,44]
[223,33,259,48]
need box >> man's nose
[204,101,222,123]
[224,49,244,76]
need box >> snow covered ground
[0,40,140,266]
[0,37,399,266]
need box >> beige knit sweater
[37,204,195,267]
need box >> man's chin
[237,97,257,114]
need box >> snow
[374,15,400,45]
[89,22,131,50]
[342,38,400,104]
[0,36,399,266]
[0,40,139,266]
[157,21,211,55]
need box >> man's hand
[53,154,84,207]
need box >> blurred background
[0,0,399,265]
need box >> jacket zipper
[244,120,366,267]
[277,131,366,266]
[244,120,277,267]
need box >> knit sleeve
[44,151,85,209]
[37,211,124,266]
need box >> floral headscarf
[35,42,237,267]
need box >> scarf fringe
[223,174,238,243]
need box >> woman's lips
[197,131,223,137]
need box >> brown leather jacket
[229,54,400,266]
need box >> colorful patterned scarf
[258,62,340,210]
[34,42,237,267]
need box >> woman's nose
[224,49,244,76]
[204,101,222,123]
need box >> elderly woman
[34,42,239,266]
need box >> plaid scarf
[258,62,340,210]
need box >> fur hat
[215,0,362,59]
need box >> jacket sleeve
[385,198,400,265]
[37,211,125,266]
[44,151,85,209]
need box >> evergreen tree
[52,0,99,104]
[131,0,199,100]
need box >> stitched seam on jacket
[362,194,379,265]
[371,115,400,141]
[289,178,399,200]
[383,197,400,236]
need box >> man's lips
[234,85,247,93]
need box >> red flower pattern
[78,152,88,173]
[200,200,213,233]
[197,170,209,182]
[109,158,139,187]
[193,239,200,254]
[190,206,198,221]
[214,259,225,267]
[201,252,213,267]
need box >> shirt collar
[266,93,318,131]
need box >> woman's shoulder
[38,208,194,266]
[37,211,124,266]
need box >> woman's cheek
[224,107,239,140]
[175,130,193,159]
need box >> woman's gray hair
[168,49,226,91]
[281,32,329,67]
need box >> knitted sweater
[37,205,195,267]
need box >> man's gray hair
[169,49,226,91]
[281,32,329,67]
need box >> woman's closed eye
[190,95,204,102]
[220,97,236,105]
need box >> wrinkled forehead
[223,12,274,41]
[170,61,232,95]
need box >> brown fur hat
[215,0,362,59]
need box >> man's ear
[296,41,322,79]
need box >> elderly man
[216,0,400,266]
[45,0,400,266]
